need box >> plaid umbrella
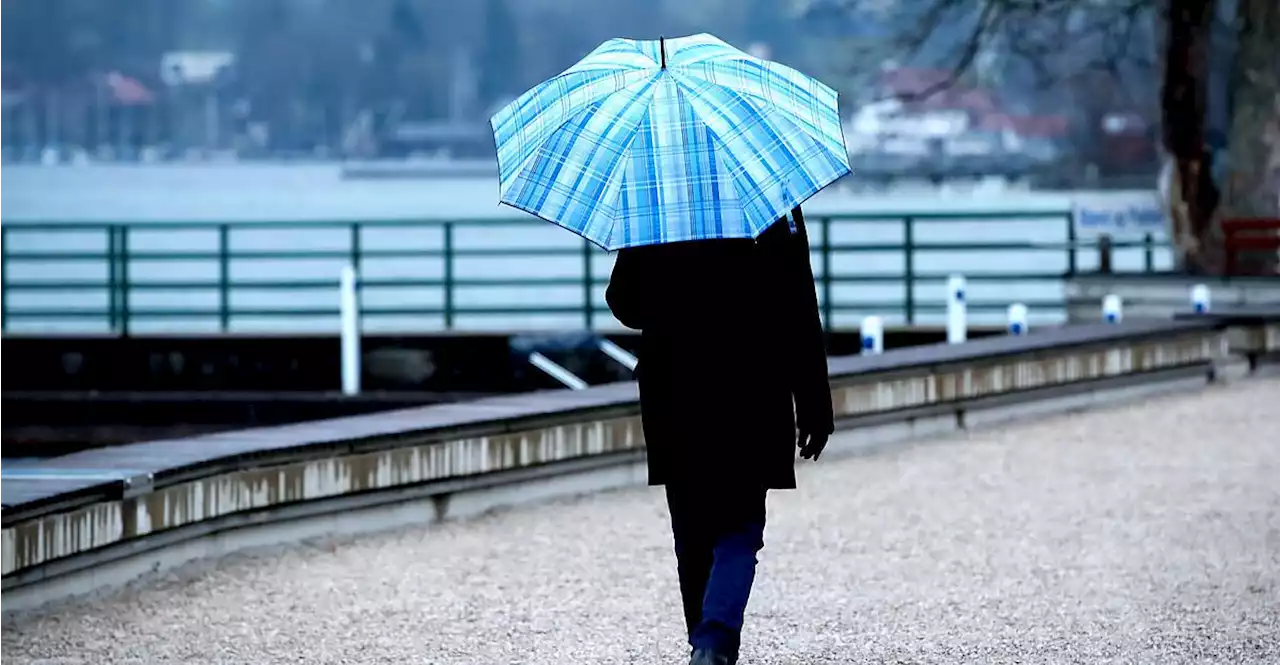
[490,33,851,250]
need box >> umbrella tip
[659,36,666,69]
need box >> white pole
[340,265,361,395]
[946,274,967,344]
[1102,294,1123,324]
[860,315,883,355]
[598,338,638,371]
[529,352,589,390]
[1007,303,1028,335]
[1190,284,1210,313]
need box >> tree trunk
[1160,0,1219,274]
[1221,0,1280,274]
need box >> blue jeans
[665,482,767,663]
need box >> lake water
[1,164,1172,333]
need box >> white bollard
[946,274,967,344]
[860,315,884,355]
[340,265,362,395]
[1190,284,1211,314]
[1102,294,1123,324]
[1007,303,1028,335]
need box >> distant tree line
[1,0,821,155]
[9,0,1250,208]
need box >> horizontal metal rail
[0,211,1171,333]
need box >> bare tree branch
[826,0,1161,105]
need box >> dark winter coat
[605,208,834,490]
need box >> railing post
[1097,234,1114,274]
[349,223,362,322]
[443,222,454,329]
[118,225,131,336]
[582,239,594,329]
[218,224,231,332]
[1143,232,1154,273]
[903,215,916,324]
[1066,212,1078,275]
[0,226,8,332]
[820,215,832,331]
[106,226,119,332]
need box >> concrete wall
[7,317,1278,613]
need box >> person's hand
[798,428,829,461]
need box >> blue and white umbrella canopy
[490,33,851,250]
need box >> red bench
[1222,218,1280,275]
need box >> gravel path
[5,378,1279,664]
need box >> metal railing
[0,211,1170,334]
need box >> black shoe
[690,648,732,665]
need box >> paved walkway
[5,378,1279,664]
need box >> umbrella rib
[671,66,846,161]
[498,70,654,198]
[500,74,660,248]
[670,73,850,230]
[700,127,759,232]
[597,94,667,250]
[670,69,849,176]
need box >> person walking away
[605,207,834,665]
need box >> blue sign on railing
[1072,193,1169,239]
